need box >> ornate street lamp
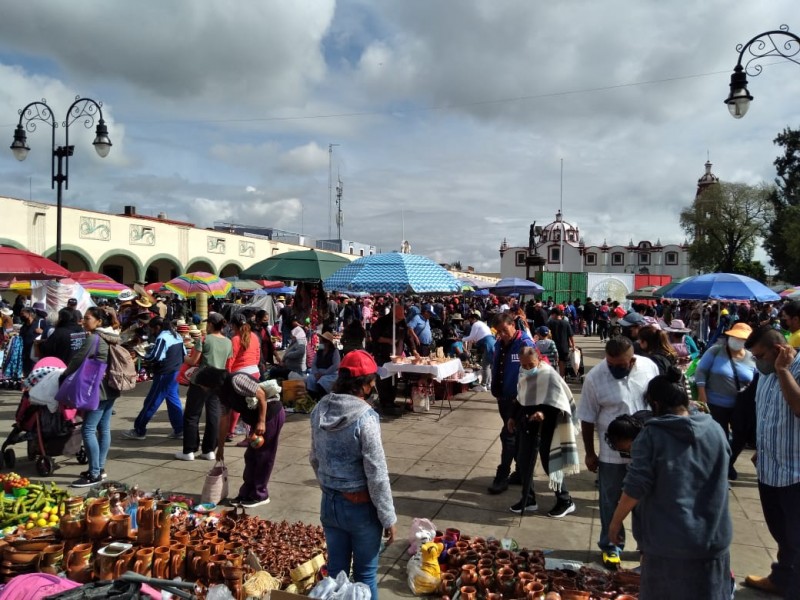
[10,96,112,265]
[725,25,800,118]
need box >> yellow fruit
[36,518,48,527]
[49,514,58,522]
[28,513,38,521]
[25,522,34,529]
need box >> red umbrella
[145,282,170,294]
[0,247,70,280]
[71,270,114,283]
[253,279,285,289]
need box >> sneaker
[80,470,107,480]
[121,429,146,440]
[174,452,195,461]
[508,471,522,485]
[743,575,782,594]
[602,551,621,571]
[71,474,102,488]
[197,451,216,460]
[509,497,538,514]
[487,471,509,495]
[548,500,576,518]
[168,431,183,439]
[240,497,270,509]
[472,385,486,392]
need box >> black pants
[516,408,571,503]
[376,372,397,408]
[758,481,800,597]
[596,321,609,340]
[709,404,742,467]
[182,383,221,455]
[497,396,517,476]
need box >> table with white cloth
[380,358,474,416]
[381,358,464,381]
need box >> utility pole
[335,175,344,240]
[328,143,339,239]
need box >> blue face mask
[608,364,631,380]
[520,366,538,377]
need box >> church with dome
[498,162,716,283]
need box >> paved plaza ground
[0,336,779,598]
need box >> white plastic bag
[571,348,581,373]
[407,518,437,555]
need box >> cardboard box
[281,380,306,406]
[269,590,306,600]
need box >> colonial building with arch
[0,195,351,284]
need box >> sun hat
[0,307,13,317]
[189,325,202,338]
[135,296,153,309]
[470,310,482,319]
[320,331,337,344]
[339,350,378,377]
[118,289,136,303]
[276,295,285,301]
[451,313,463,321]
[259,379,282,399]
[725,322,753,340]
[31,302,48,317]
[664,319,691,333]
[620,312,645,327]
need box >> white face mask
[727,337,746,352]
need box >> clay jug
[108,514,131,540]
[39,543,65,575]
[170,543,186,579]
[222,565,245,600]
[154,508,171,548]
[478,568,494,592]
[95,552,124,581]
[526,581,546,600]
[173,530,191,546]
[496,566,517,597]
[205,553,229,584]
[137,500,156,547]
[187,544,211,580]
[65,543,93,583]
[152,546,171,579]
[86,498,111,540]
[60,514,85,540]
[439,572,457,597]
[133,547,154,576]
[517,571,536,595]
[64,497,85,518]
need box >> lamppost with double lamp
[725,24,800,118]
[9,96,112,265]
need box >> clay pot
[85,498,111,540]
[205,553,229,584]
[64,497,84,517]
[517,571,536,595]
[40,543,65,570]
[462,549,479,565]
[495,549,512,562]
[224,541,245,555]
[478,558,494,571]
[152,546,171,579]
[59,515,85,539]
[187,544,211,580]
[496,566,517,597]
[525,581,546,600]
[458,563,477,586]
[136,501,155,547]
[169,543,186,579]
[615,596,637,600]
[65,542,93,583]
[460,586,477,600]
[545,593,562,600]
[478,568,494,591]
[95,552,124,581]
[445,527,461,540]
[486,594,503,600]
[559,592,590,600]
[205,536,225,555]
[3,548,40,567]
[108,514,131,540]
[439,573,457,597]
[173,530,191,545]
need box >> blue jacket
[145,330,186,374]
[491,330,534,399]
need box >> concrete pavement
[0,335,778,598]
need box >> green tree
[764,127,800,282]
[732,259,767,283]
[679,181,774,273]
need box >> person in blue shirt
[122,317,186,440]
[407,304,433,357]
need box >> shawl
[517,362,580,491]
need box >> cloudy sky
[0,1,797,272]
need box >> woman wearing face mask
[694,322,755,480]
[309,350,397,600]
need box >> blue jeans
[321,490,383,600]
[598,462,629,554]
[133,370,183,435]
[82,397,117,478]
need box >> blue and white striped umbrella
[323,253,462,295]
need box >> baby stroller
[565,347,585,384]
[0,357,87,476]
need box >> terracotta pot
[155,509,171,548]
[206,536,225,555]
[65,543,93,570]
[95,552,125,581]
[169,543,186,579]
[496,566,517,597]
[559,592,590,600]
[136,501,155,547]
[526,581,546,600]
[152,546,170,579]
[460,586,477,600]
[173,530,191,545]
[478,558,493,571]
[60,516,86,539]
[225,553,243,568]
[445,527,461,541]
[495,549,512,562]
[205,553,229,584]
[187,544,211,580]
[64,497,84,518]
[461,564,478,586]
[108,514,131,540]
[439,573,457,597]
[3,548,40,566]
[517,571,536,595]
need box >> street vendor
[370,303,417,416]
[196,368,286,508]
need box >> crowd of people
[1,287,799,598]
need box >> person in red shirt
[225,313,261,443]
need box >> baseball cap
[204,312,225,326]
[339,350,378,377]
[536,326,550,337]
[620,312,646,327]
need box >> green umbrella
[241,249,351,282]
[653,276,694,298]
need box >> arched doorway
[97,252,143,285]
[43,244,94,272]
[185,258,215,274]
[145,255,182,283]
[219,261,243,278]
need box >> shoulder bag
[55,335,107,411]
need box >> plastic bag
[406,542,443,596]
[407,518,437,555]
[311,571,370,600]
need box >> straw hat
[725,322,753,340]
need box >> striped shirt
[755,352,800,487]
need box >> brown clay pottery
[59,515,85,540]
[173,530,191,545]
[153,546,171,579]
[460,586,477,600]
[486,594,502,600]
[445,527,461,540]
[169,542,186,579]
[545,593,562,600]
[559,591,590,600]
[108,514,131,540]
[64,497,85,517]
[461,563,478,586]
[222,565,245,600]
[95,552,125,581]
[65,542,94,583]
[85,498,111,540]
[615,596,637,600]
[517,571,536,594]
[478,568,494,592]
[133,547,154,576]
[187,544,211,580]
[39,543,65,573]
[136,500,156,547]
[439,572,457,597]
[155,508,171,548]
[525,581,546,600]
[496,566,517,597]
